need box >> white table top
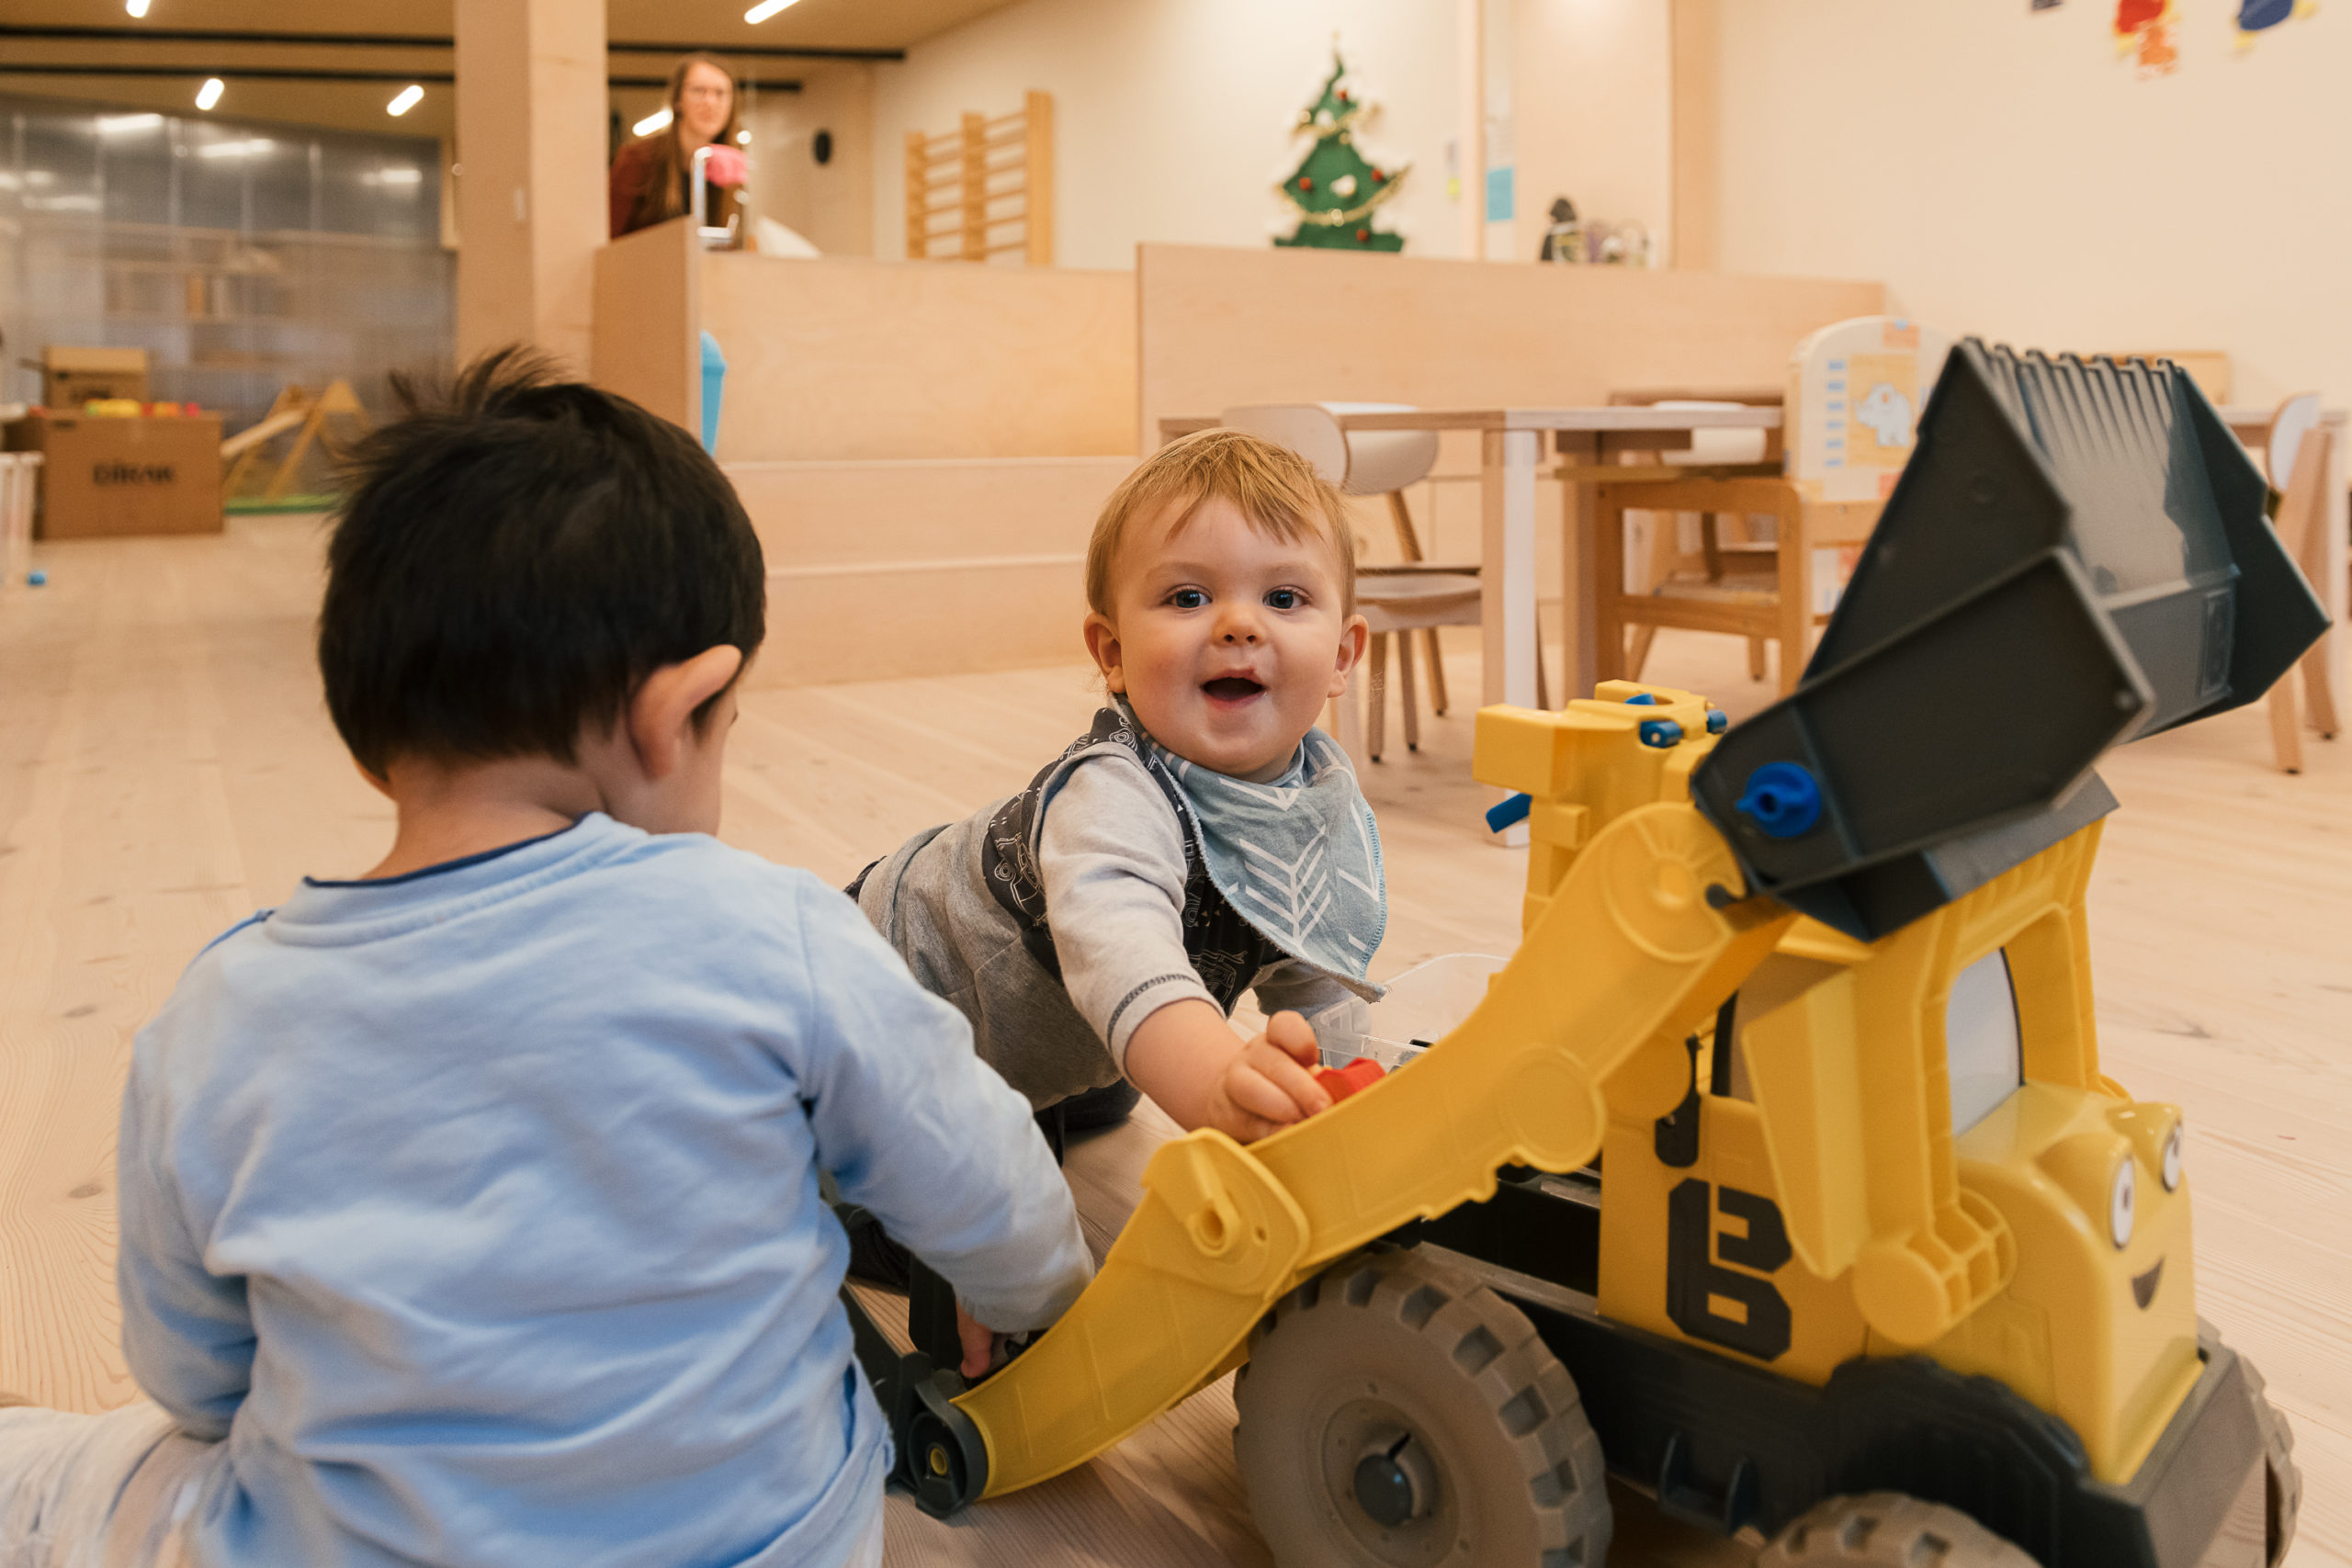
[1337,405,1783,434]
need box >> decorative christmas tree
[1273,51,1408,253]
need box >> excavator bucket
[1691,341,2328,942]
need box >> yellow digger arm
[947,799,1792,1501]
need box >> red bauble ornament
[1298,176,1313,191]
[1372,167,1385,181]
[1338,89,1351,102]
[1355,227,1370,242]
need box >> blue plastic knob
[27,570,46,587]
[1735,761,1824,838]
[1638,718,1683,748]
[1624,693,1660,705]
[1705,708,1728,735]
[1485,792,1532,833]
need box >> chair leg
[1747,637,1768,682]
[2300,640,2339,739]
[2270,675,2305,773]
[1421,628,1450,715]
[1535,625,1552,709]
[1627,625,1658,682]
[1396,626,1422,752]
[1593,491,1629,686]
[1775,494,1812,696]
[1366,632,1389,762]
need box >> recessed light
[126,0,151,16]
[96,113,164,134]
[388,85,424,117]
[195,77,223,111]
[633,107,673,137]
[744,0,803,21]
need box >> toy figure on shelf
[1272,48,1408,253]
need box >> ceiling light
[195,77,223,111]
[197,137,273,159]
[126,0,150,15]
[369,166,424,185]
[633,107,673,137]
[387,85,424,117]
[744,0,804,21]
[96,113,164,134]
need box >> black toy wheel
[1758,1493,2039,1567]
[1232,1248,1610,1568]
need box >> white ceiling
[0,0,1012,139]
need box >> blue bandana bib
[1131,708,1387,987]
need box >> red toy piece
[1311,1056,1385,1106]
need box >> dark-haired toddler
[0,350,1091,1568]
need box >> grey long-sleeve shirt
[1039,752,1368,1069]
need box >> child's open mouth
[1203,676,1266,703]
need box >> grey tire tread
[1757,1493,2039,1567]
[1234,1247,1611,1568]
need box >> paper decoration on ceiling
[2114,0,2180,76]
[1272,47,1408,253]
[2235,0,2316,49]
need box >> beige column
[1669,0,1720,270]
[454,0,608,372]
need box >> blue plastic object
[1486,792,1532,833]
[1705,708,1728,735]
[1638,719,1683,748]
[698,332,726,456]
[1735,761,1823,839]
[27,570,46,587]
[1625,693,1659,705]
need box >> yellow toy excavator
[846,343,2323,1568]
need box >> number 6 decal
[1666,1179,1793,1361]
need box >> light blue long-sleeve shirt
[116,813,1092,1568]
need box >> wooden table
[1160,405,1787,720]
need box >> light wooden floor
[1,516,2345,1566]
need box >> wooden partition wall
[699,250,1133,461]
[590,231,1891,689]
[1136,242,1886,446]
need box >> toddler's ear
[1082,611,1127,694]
[1327,614,1370,699]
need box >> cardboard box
[38,346,150,410]
[3,415,223,538]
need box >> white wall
[1716,0,2350,406]
[748,65,876,257]
[1510,0,1674,265]
[871,0,1468,268]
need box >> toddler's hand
[1216,1010,1330,1141]
[955,1299,1005,1381]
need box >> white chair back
[1786,317,1955,502]
[1649,400,1770,467]
[2265,392,2322,492]
[1219,402,1440,496]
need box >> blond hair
[1086,429,1357,616]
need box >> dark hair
[320,346,765,775]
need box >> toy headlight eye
[2109,1157,2136,1248]
[2162,1123,2184,1191]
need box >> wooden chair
[2255,393,2340,773]
[1605,391,1781,683]
[1594,317,1953,694]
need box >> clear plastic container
[1333,952,1511,1070]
